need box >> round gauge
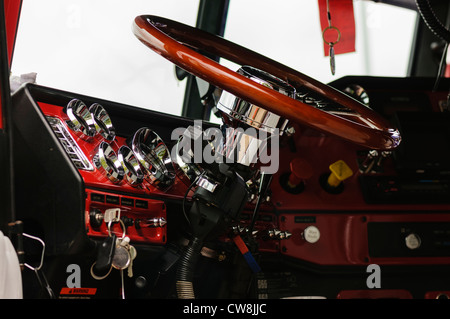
[118,145,144,187]
[93,141,124,184]
[89,103,116,141]
[129,127,175,190]
[63,99,97,139]
[343,84,370,106]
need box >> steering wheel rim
[132,15,401,151]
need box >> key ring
[90,262,113,280]
[107,219,127,240]
[322,25,341,46]
[91,219,127,280]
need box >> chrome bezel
[129,127,175,190]
[89,103,116,141]
[118,145,144,187]
[93,141,124,184]
[63,99,97,139]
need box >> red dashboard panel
[278,212,450,265]
[37,101,192,245]
[85,188,167,244]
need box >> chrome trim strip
[46,116,94,171]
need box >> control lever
[249,172,273,233]
[94,234,117,273]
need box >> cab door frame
[0,0,22,233]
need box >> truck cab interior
[1,0,450,304]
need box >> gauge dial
[93,141,124,184]
[129,127,175,190]
[118,145,144,187]
[89,103,116,141]
[63,99,97,139]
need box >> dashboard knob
[327,160,353,188]
[303,225,320,244]
[405,233,421,250]
[280,158,313,194]
[288,158,313,188]
[320,159,353,194]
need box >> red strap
[232,235,249,255]
[318,0,356,56]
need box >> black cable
[415,0,450,43]
[416,0,450,92]
[182,176,200,227]
[433,42,449,91]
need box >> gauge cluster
[38,98,187,245]
[49,99,175,191]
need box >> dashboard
[10,76,450,299]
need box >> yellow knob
[327,160,353,188]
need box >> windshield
[11,1,418,119]
[221,1,417,84]
[11,0,200,116]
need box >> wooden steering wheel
[132,15,401,151]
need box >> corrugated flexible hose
[176,237,203,299]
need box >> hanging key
[104,208,121,223]
[127,245,137,278]
[329,43,336,75]
[322,25,341,76]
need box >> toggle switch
[280,158,313,194]
[320,160,353,194]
